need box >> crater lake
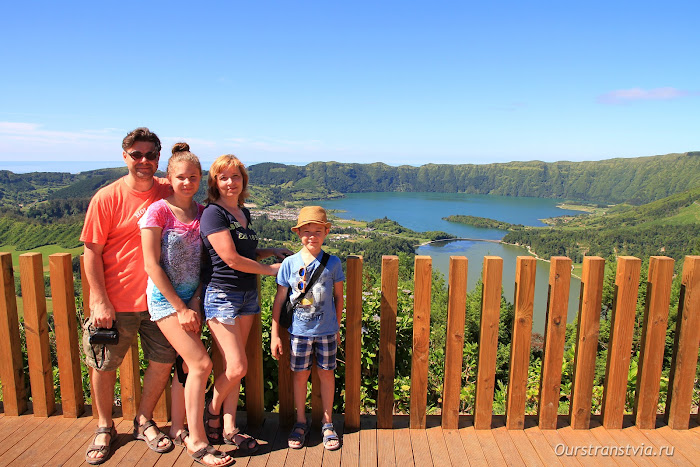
[320,192,586,333]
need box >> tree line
[248,152,700,205]
[500,187,700,264]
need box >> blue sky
[1,1,698,171]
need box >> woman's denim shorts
[204,284,260,323]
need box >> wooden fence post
[378,256,398,429]
[538,257,571,429]
[475,256,502,430]
[634,256,674,429]
[19,252,55,417]
[49,253,84,418]
[120,341,141,421]
[570,256,605,429]
[601,256,641,429]
[410,256,431,429]
[278,326,294,426]
[506,256,536,430]
[311,365,322,428]
[344,255,363,431]
[244,276,264,427]
[665,256,700,429]
[80,255,99,419]
[0,252,27,415]
[442,256,467,430]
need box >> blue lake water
[321,192,585,333]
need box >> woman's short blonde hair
[205,154,249,205]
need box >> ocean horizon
[0,159,375,174]
[0,161,124,174]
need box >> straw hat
[292,206,332,231]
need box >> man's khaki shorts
[82,311,176,372]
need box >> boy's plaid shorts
[289,334,338,371]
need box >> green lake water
[321,192,585,333]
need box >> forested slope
[501,187,700,262]
[2,151,699,211]
[249,151,700,205]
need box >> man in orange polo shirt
[81,127,175,464]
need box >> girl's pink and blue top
[138,199,205,321]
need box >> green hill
[501,187,700,262]
[1,151,699,258]
[48,167,127,200]
[2,151,699,212]
[248,152,700,205]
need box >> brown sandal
[172,429,189,446]
[132,417,173,453]
[189,444,234,467]
[85,423,117,465]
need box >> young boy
[271,206,345,451]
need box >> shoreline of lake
[321,192,585,332]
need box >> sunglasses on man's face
[125,150,159,161]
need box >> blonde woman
[200,154,291,452]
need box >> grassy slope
[499,187,700,267]
[0,245,81,318]
[1,244,84,270]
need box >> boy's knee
[317,368,335,381]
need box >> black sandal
[287,421,309,449]
[203,401,223,444]
[223,427,260,454]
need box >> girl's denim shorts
[204,284,260,323]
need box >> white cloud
[598,87,694,104]
[0,122,123,150]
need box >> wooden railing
[0,252,698,432]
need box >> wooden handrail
[0,252,697,434]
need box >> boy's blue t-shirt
[277,249,345,337]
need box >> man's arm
[83,242,116,328]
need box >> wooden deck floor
[1,409,699,467]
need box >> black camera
[88,323,119,345]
